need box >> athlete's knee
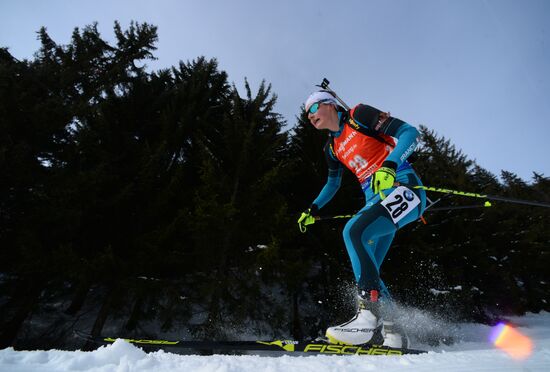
[342,219,354,242]
[343,215,366,242]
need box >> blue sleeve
[350,104,419,167]
[312,167,343,209]
[383,121,419,167]
[311,139,343,209]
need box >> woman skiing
[297,90,426,348]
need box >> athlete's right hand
[298,208,317,233]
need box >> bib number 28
[380,186,420,224]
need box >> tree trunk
[124,294,144,332]
[83,283,118,351]
[291,290,303,340]
[65,280,91,316]
[0,278,44,348]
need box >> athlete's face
[308,102,340,132]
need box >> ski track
[1,312,549,372]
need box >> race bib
[380,186,420,224]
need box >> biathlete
[298,90,426,348]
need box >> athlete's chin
[312,121,325,130]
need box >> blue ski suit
[310,104,426,295]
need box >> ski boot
[325,289,384,345]
[382,320,409,348]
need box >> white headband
[305,91,338,112]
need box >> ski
[74,330,426,355]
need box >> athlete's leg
[343,169,426,292]
[373,232,396,303]
[373,232,395,269]
[343,203,396,291]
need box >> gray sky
[1,0,549,181]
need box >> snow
[429,288,450,295]
[1,312,549,372]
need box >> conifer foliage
[0,22,548,349]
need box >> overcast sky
[1,0,549,182]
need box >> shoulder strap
[335,105,418,164]
[348,107,395,148]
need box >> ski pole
[315,202,493,221]
[309,184,549,224]
[314,214,355,221]
[397,183,550,208]
[427,203,493,212]
[316,78,350,111]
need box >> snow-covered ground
[1,312,549,372]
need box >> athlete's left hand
[371,161,397,198]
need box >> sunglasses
[308,99,332,114]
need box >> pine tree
[186,80,289,337]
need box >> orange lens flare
[490,323,533,360]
